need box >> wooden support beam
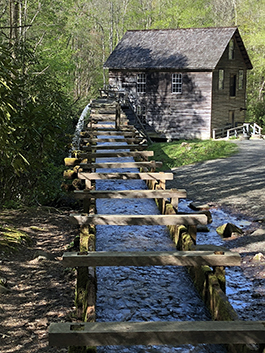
[79,151,154,159]
[62,250,241,267]
[88,116,116,121]
[84,125,136,131]
[69,214,208,226]
[73,189,187,200]
[82,144,148,151]
[79,161,162,170]
[77,172,173,181]
[81,131,135,137]
[81,138,143,144]
[49,320,265,347]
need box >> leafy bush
[0,42,76,207]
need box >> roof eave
[234,29,253,70]
[104,66,214,72]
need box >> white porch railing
[213,122,263,139]
[250,122,262,136]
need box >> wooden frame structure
[52,98,265,353]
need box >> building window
[239,70,244,90]
[228,39,235,60]
[172,73,182,94]
[230,74,236,97]
[218,69,224,90]
[137,73,146,93]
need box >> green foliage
[148,140,238,170]
[0,44,17,154]
[0,41,75,207]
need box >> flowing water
[70,103,90,154]
[94,138,227,353]
[178,200,254,314]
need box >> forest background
[1,0,265,207]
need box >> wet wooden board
[77,172,173,180]
[73,189,186,200]
[62,250,241,267]
[82,144,148,151]
[69,213,208,226]
[79,161,162,169]
[49,320,265,347]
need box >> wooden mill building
[104,27,253,140]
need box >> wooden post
[158,177,166,213]
[170,188,180,211]
[83,180,91,213]
[75,226,90,320]
[187,225,197,245]
[115,102,121,129]
[213,251,226,293]
[69,225,96,353]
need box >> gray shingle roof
[104,27,252,70]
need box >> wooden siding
[109,70,212,140]
[212,35,247,132]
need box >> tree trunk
[9,0,20,44]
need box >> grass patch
[147,139,238,171]
[0,224,32,253]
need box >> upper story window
[228,39,235,60]
[172,73,182,94]
[218,69,224,90]
[230,73,237,97]
[137,73,146,93]
[238,69,244,90]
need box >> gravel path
[168,139,265,220]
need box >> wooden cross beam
[82,144,148,151]
[64,151,154,166]
[81,137,143,144]
[84,125,136,131]
[69,214,208,226]
[62,250,241,267]
[49,320,265,347]
[73,189,186,200]
[81,131,135,136]
[88,116,116,121]
[79,151,154,159]
[77,172,173,181]
[79,160,162,170]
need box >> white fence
[213,122,262,139]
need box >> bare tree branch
[0,24,31,28]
